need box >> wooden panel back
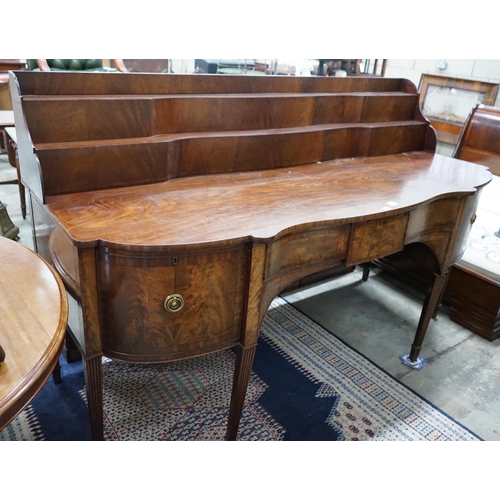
[24,93,420,143]
[35,122,429,196]
[11,71,435,200]
[14,71,412,96]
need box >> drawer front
[450,193,481,264]
[406,198,461,237]
[266,226,350,280]
[346,215,408,266]
[97,245,248,362]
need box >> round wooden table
[0,236,68,430]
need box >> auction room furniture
[0,235,68,430]
[0,110,19,240]
[0,200,18,241]
[362,59,388,76]
[195,59,259,74]
[26,59,126,72]
[418,74,499,146]
[10,71,491,440]
[441,105,500,339]
[365,104,500,341]
[317,59,387,77]
[0,110,14,152]
[118,59,172,73]
[317,59,361,76]
[0,60,26,110]
[4,127,26,219]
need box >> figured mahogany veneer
[9,71,492,440]
[0,236,68,430]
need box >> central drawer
[97,244,248,362]
[266,226,350,281]
[346,215,409,266]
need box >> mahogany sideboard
[9,71,492,440]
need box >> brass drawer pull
[164,294,185,313]
[470,213,477,224]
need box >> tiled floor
[1,152,499,441]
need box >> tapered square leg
[83,356,103,440]
[226,345,257,441]
[402,272,449,368]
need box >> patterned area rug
[1,297,481,441]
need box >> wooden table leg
[432,272,451,319]
[52,358,62,384]
[225,345,257,441]
[401,272,449,370]
[362,262,373,282]
[83,355,103,440]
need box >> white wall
[170,60,196,74]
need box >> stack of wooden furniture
[9,71,491,440]
[317,59,387,77]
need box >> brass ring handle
[470,213,477,225]
[164,294,185,313]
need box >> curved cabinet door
[97,244,248,362]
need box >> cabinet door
[97,245,248,362]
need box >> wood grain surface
[0,236,68,429]
[45,151,490,248]
[9,71,493,440]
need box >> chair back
[26,59,123,72]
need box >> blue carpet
[1,298,482,441]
